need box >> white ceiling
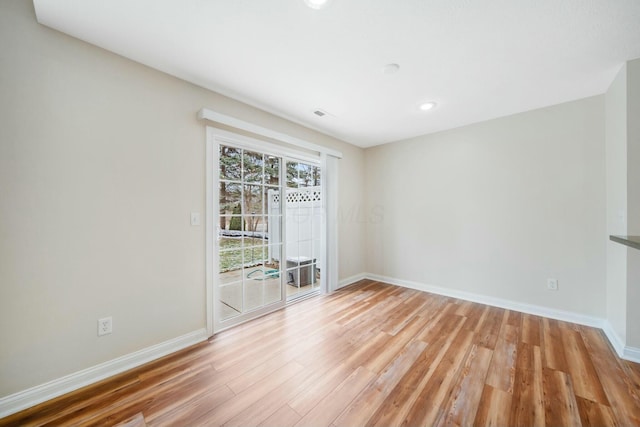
[33,0,640,148]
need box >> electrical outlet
[547,278,559,291]
[98,317,113,336]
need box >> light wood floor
[3,280,640,427]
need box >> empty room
[2,0,640,425]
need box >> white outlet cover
[547,279,559,291]
[98,317,113,336]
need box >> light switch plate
[190,212,201,226]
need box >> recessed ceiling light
[419,101,437,111]
[382,63,400,75]
[304,0,331,10]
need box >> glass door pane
[216,145,284,328]
[285,160,322,300]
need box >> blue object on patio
[247,269,280,280]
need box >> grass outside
[220,237,272,272]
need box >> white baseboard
[600,321,640,364]
[365,273,604,327]
[338,272,368,289]
[601,321,626,358]
[0,328,208,418]
[623,345,640,363]
[364,273,640,363]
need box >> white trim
[210,127,321,165]
[216,301,288,333]
[205,127,215,337]
[323,153,339,293]
[198,109,343,159]
[623,345,640,363]
[0,329,208,418]
[365,273,604,327]
[601,320,626,358]
[338,272,368,289]
[601,321,640,363]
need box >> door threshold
[287,289,321,304]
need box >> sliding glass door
[209,130,324,332]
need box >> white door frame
[206,127,326,335]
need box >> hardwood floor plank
[542,367,582,427]
[471,305,489,334]
[136,342,212,383]
[541,317,569,372]
[333,340,427,427]
[436,344,493,427]
[474,385,512,427]
[416,312,465,345]
[226,340,310,394]
[0,372,140,427]
[143,369,231,424]
[367,318,467,427]
[461,303,488,333]
[505,309,522,328]
[114,412,147,427]
[474,307,504,350]
[258,405,301,427]
[561,328,610,405]
[521,313,542,346]
[287,363,356,417]
[453,299,475,317]
[380,293,430,336]
[43,364,215,427]
[485,337,517,393]
[509,342,544,427]
[340,330,393,370]
[223,348,361,427]
[293,366,375,427]
[191,362,305,426]
[147,385,234,427]
[362,315,431,374]
[403,329,475,427]
[223,367,319,427]
[578,326,640,426]
[623,359,640,392]
[575,396,619,427]
[500,323,519,344]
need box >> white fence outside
[268,186,323,269]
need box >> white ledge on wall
[197,109,343,159]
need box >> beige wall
[365,96,607,317]
[605,64,628,343]
[0,1,365,397]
